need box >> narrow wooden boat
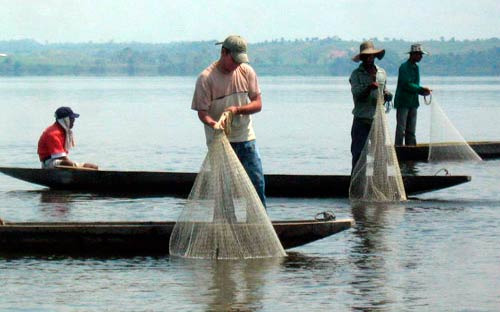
[0,167,470,197]
[396,141,500,161]
[0,219,354,256]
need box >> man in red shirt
[37,107,98,170]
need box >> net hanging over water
[169,112,286,260]
[427,97,482,162]
[349,87,407,202]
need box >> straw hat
[352,41,385,62]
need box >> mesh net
[428,97,482,162]
[349,86,407,202]
[169,112,286,260]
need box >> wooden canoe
[396,141,500,161]
[0,167,470,198]
[0,219,353,256]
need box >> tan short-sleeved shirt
[191,62,261,145]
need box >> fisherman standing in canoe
[191,35,266,207]
[394,44,432,146]
[349,41,392,171]
[37,107,98,170]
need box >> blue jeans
[230,140,267,208]
[351,117,372,172]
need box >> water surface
[0,76,499,311]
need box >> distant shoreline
[1,38,499,76]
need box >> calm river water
[0,76,499,311]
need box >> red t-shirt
[37,122,68,161]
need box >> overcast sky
[0,0,499,43]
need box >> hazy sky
[0,0,499,43]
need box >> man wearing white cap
[349,41,392,171]
[394,44,432,146]
[191,35,266,207]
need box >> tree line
[0,37,499,76]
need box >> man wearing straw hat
[394,44,432,146]
[191,35,266,207]
[349,41,392,171]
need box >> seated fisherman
[37,106,98,170]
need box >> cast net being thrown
[349,86,407,202]
[427,96,482,162]
[169,112,286,260]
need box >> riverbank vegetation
[0,37,499,76]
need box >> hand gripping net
[427,97,482,162]
[349,86,407,202]
[169,112,286,260]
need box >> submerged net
[169,112,286,260]
[349,86,407,202]
[428,97,482,162]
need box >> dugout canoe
[0,167,470,198]
[396,141,500,161]
[0,219,353,256]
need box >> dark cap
[55,107,80,119]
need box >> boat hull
[0,219,353,256]
[0,167,470,198]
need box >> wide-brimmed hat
[352,41,385,62]
[216,35,249,64]
[407,43,429,55]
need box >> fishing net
[427,96,482,162]
[169,112,286,260]
[349,86,407,202]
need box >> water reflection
[399,161,419,175]
[39,191,75,203]
[35,189,175,200]
[171,257,283,311]
[283,251,337,270]
[39,191,73,217]
[349,202,406,311]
